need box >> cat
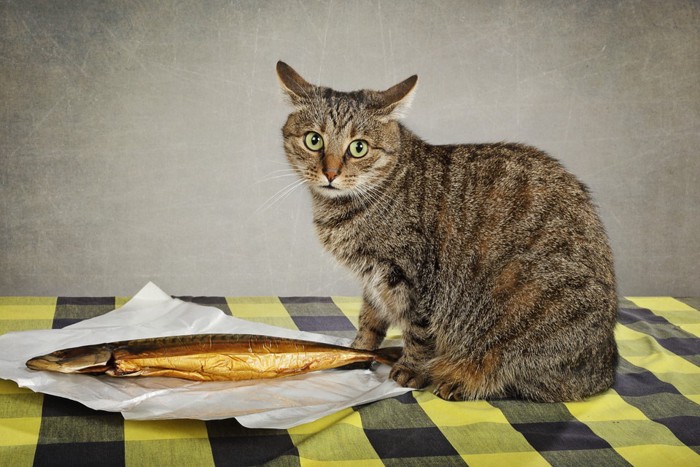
[275,61,618,402]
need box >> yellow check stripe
[461,451,552,466]
[415,394,511,426]
[0,380,34,396]
[616,445,699,465]
[290,410,382,464]
[626,297,700,337]
[565,390,647,422]
[124,419,215,467]
[226,297,293,318]
[616,324,700,396]
[124,419,209,441]
[115,296,131,309]
[125,438,215,467]
[566,390,699,464]
[298,459,384,467]
[415,392,549,465]
[226,296,297,330]
[0,297,56,320]
[331,297,362,330]
[0,417,42,446]
[288,407,356,435]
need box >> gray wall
[1,1,698,297]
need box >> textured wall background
[1,1,698,296]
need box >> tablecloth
[0,295,698,466]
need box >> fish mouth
[26,346,114,374]
[26,354,64,371]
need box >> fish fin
[374,346,403,366]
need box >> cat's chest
[313,206,399,264]
[315,219,374,269]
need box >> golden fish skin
[26,334,402,382]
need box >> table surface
[1,295,698,466]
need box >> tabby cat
[275,61,618,402]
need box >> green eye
[304,132,324,151]
[348,139,369,158]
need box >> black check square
[613,369,681,397]
[512,421,613,451]
[33,442,125,467]
[365,427,460,459]
[53,297,115,329]
[206,419,298,466]
[279,296,356,333]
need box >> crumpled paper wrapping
[0,282,411,429]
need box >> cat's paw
[433,382,468,401]
[351,336,378,351]
[351,330,385,350]
[390,361,429,389]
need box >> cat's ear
[377,75,418,120]
[276,61,315,106]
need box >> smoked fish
[26,334,402,382]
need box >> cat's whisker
[259,180,306,212]
[256,178,307,213]
[360,183,394,219]
[370,191,398,230]
[264,167,301,174]
[255,173,301,184]
[355,186,382,214]
[263,162,305,171]
[258,163,306,178]
[259,169,299,177]
[256,167,302,181]
[280,177,311,200]
[351,184,395,233]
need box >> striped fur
[276,62,618,402]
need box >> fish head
[26,345,113,374]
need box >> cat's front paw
[351,335,379,351]
[390,360,430,389]
[433,382,468,401]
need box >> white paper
[0,282,411,429]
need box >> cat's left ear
[276,61,315,107]
[377,75,418,120]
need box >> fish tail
[373,346,403,366]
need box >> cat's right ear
[276,61,314,106]
[377,75,418,120]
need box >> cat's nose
[324,168,338,183]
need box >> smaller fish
[26,334,402,382]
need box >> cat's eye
[348,139,369,158]
[304,132,324,151]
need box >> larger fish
[26,334,402,382]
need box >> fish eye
[304,132,324,151]
[348,139,369,158]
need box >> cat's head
[276,61,417,200]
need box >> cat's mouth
[313,182,351,199]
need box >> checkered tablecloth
[1,295,698,466]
